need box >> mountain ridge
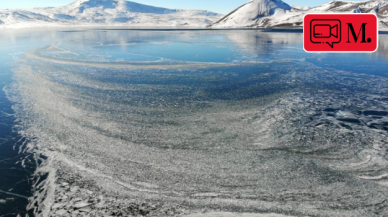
[1,0,388,29]
[0,0,222,28]
[211,0,388,29]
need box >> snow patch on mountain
[291,5,310,11]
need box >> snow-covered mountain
[0,0,222,28]
[211,0,388,29]
[2,0,388,29]
[212,0,292,27]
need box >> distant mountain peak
[248,0,292,17]
[61,0,177,14]
[212,0,291,27]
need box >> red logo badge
[304,14,378,53]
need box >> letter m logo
[347,23,367,43]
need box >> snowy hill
[55,0,178,15]
[211,0,388,29]
[0,0,222,28]
[212,0,292,27]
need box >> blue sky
[0,0,368,14]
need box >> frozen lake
[1,28,388,216]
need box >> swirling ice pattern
[8,43,388,217]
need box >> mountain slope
[56,0,178,15]
[0,0,222,28]
[211,0,388,29]
[212,0,292,27]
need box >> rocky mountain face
[211,0,388,29]
[0,0,222,28]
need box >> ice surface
[184,212,296,217]
[5,30,388,216]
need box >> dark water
[1,28,388,216]
[0,49,35,216]
[0,30,61,216]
